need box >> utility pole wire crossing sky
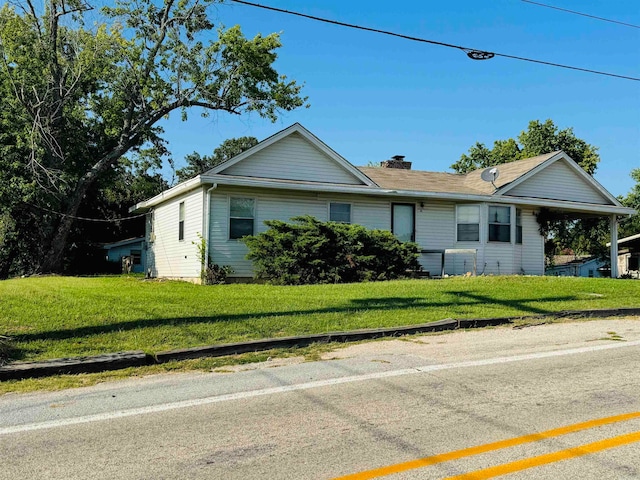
[520,0,640,29]
[230,0,640,82]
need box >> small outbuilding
[103,237,146,274]
[546,255,608,278]
[608,233,640,279]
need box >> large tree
[175,136,258,183]
[0,0,306,275]
[451,119,600,174]
[619,168,640,238]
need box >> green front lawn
[1,275,639,363]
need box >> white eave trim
[496,151,623,207]
[199,174,636,216]
[205,123,377,187]
[607,232,640,247]
[129,176,204,212]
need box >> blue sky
[160,0,639,197]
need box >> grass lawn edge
[3,306,640,384]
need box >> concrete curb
[2,307,640,381]
[0,351,151,381]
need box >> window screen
[230,198,254,239]
[457,205,480,242]
[488,206,510,242]
[329,203,351,223]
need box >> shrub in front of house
[243,215,420,285]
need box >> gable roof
[131,124,635,217]
[466,152,560,194]
[205,123,376,186]
[359,151,560,195]
[495,151,621,206]
[361,150,623,208]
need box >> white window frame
[328,202,352,223]
[178,202,185,241]
[488,205,511,243]
[229,197,255,240]
[147,211,155,243]
[515,208,523,244]
[456,204,480,242]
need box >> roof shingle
[358,151,560,195]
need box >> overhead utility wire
[521,0,640,29]
[30,203,147,223]
[230,0,639,82]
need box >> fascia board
[129,177,204,212]
[607,232,640,247]
[497,152,623,207]
[103,237,145,249]
[200,174,636,216]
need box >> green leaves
[451,119,599,175]
[0,0,306,275]
[175,136,258,183]
[243,216,421,285]
[619,168,640,238]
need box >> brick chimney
[381,155,412,170]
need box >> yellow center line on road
[444,430,640,480]
[332,411,640,480]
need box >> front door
[392,203,415,242]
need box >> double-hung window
[488,206,511,242]
[229,198,255,239]
[329,202,351,223]
[456,205,480,242]
[516,208,523,244]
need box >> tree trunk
[39,177,94,273]
[40,212,76,273]
[39,157,117,273]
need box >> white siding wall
[223,132,363,185]
[209,187,392,277]
[508,160,610,204]
[203,188,548,279]
[148,187,204,280]
[520,208,544,275]
[416,203,456,275]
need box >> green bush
[243,216,420,285]
[204,261,234,285]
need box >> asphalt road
[2,319,640,480]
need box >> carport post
[610,215,619,278]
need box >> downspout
[204,184,218,271]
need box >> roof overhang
[197,174,635,216]
[103,237,145,249]
[129,176,204,212]
[607,233,640,248]
[131,172,636,217]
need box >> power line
[521,0,640,29]
[229,0,639,82]
[30,203,147,223]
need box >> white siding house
[132,123,635,282]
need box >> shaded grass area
[1,275,639,366]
